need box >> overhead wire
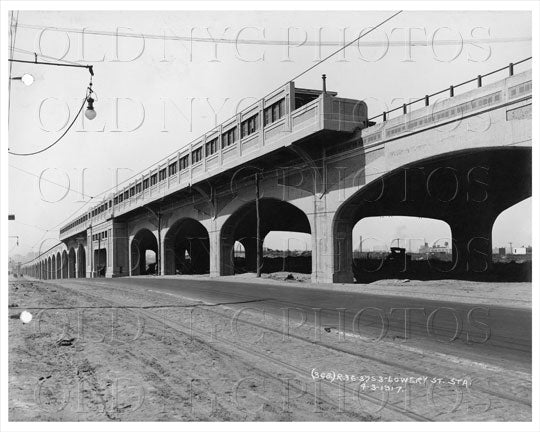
[25,198,98,254]
[8,89,89,156]
[8,11,20,124]
[9,164,95,199]
[17,11,404,254]
[46,10,405,206]
[15,22,531,47]
[12,46,87,66]
[16,11,534,268]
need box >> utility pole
[98,234,101,277]
[89,225,93,278]
[157,212,161,276]
[255,173,262,277]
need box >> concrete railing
[60,91,364,240]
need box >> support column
[449,214,495,276]
[209,226,223,277]
[111,223,129,277]
[312,197,340,283]
[129,236,135,276]
[332,220,354,283]
[217,229,234,276]
[163,232,175,275]
[160,231,167,276]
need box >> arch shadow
[131,229,158,276]
[332,146,532,282]
[220,198,311,275]
[164,218,210,275]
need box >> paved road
[89,277,531,371]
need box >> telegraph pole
[255,173,262,277]
[98,234,101,277]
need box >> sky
[7,10,532,258]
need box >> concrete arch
[130,228,158,276]
[220,197,312,275]
[331,146,532,282]
[164,218,210,275]
[128,218,159,241]
[493,198,531,244]
[68,247,76,278]
[77,245,86,278]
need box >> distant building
[419,241,451,255]
[498,247,506,256]
[512,247,527,255]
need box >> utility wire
[8,91,88,156]
[9,164,95,199]
[12,46,87,66]
[56,10,404,205]
[26,198,98,254]
[290,10,402,82]
[15,22,531,47]
[8,11,20,124]
[12,220,50,232]
[35,193,103,254]
[22,198,97,250]
[19,11,404,240]
[51,199,98,230]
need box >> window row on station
[65,97,287,231]
[60,213,90,234]
[91,230,108,242]
[113,99,286,204]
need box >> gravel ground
[8,277,532,422]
